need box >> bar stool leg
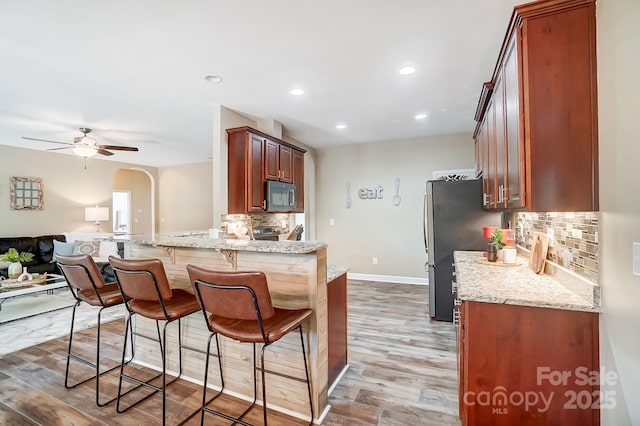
[64,301,81,390]
[259,343,269,425]
[200,332,225,426]
[299,325,314,425]
[65,301,129,407]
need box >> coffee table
[0,273,73,323]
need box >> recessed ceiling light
[204,75,223,83]
[399,66,416,75]
[415,113,429,120]
[336,123,347,129]
[290,88,305,96]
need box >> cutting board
[528,233,549,274]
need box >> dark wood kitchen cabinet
[327,272,347,386]
[474,0,598,212]
[459,300,600,425]
[292,149,305,213]
[227,130,265,213]
[265,139,293,183]
[227,126,305,214]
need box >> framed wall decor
[10,177,44,210]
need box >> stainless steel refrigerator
[424,179,501,322]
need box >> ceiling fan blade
[98,145,138,151]
[46,146,74,151]
[22,136,72,146]
[96,149,114,156]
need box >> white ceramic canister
[502,247,517,264]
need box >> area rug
[0,288,126,355]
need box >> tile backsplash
[220,213,291,236]
[513,212,598,283]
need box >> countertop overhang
[454,251,599,312]
[129,234,327,254]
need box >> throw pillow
[73,240,101,257]
[52,239,76,262]
[98,241,120,259]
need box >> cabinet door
[248,135,265,211]
[279,145,293,183]
[493,72,507,208]
[477,122,490,208]
[264,139,280,181]
[503,32,525,208]
[485,100,498,209]
[292,150,305,212]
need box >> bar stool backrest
[186,265,275,321]
[109,256,172,301]
[57,254,107,293]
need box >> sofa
[0,235,66,278]
[0,235,124,281]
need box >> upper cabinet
[474,0,598,212]
[265,139,293,183]
[227,127,306,214]
[292,149,305,213]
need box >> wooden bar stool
[109,256,201,425]
[186,264,314,426]
[56,254,131,407]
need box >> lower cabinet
[327,273,348,386]
[459,301,600,425]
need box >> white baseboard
[347,273,428,286]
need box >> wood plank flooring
[0,280,460,425]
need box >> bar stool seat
[128,289,199,320]
[56,254,132,407]
[76,285,123,306]
[187,265,314,426]
[209,307,311,343]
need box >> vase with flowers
[487,229,506,262]
[1,248,35,279]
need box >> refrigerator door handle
[423,191,429,271]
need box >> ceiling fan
[22,127,139,157]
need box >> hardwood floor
[0,280,460,425]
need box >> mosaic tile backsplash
[514,212,598,283]
[220,213,291,237]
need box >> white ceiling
[0,0,522,167]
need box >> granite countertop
[129,234,327,254]
[327,265,349,282]
[454,251,599,312]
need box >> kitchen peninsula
[123,235,340,423]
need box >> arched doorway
[112,168,156,239]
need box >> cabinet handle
[483,192,488,206]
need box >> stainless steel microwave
[265,181,296,212]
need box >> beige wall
[157,161,213,233]
[316,133,474,277]
[597,0,640,423]
[0,145,157,236]
[113,169,153,236]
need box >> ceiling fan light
[73,146,97,157]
